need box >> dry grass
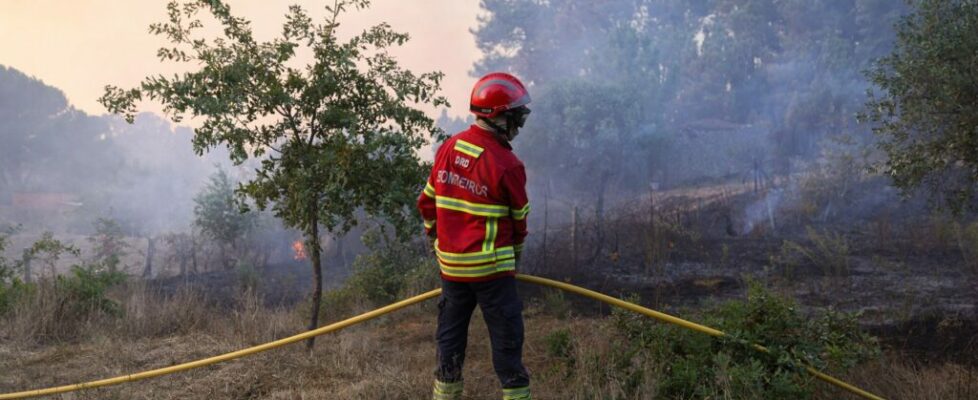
[1,285,974,399]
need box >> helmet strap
[477,116,513,141]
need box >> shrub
[235,261,260,292]
[545,328,575,365]
[778,226,851,277]
[2,260,127,342]
[541,287,572,319]
[56,262,128,316]
[0,232,19,314]
[611,282,879,399]
[323,229,437,318]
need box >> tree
[99,0,445,349]
[0,66,123,195]
[863,0,978,212]
[193,168,255,270]
[88,217,129,271]
[24,232,81,280]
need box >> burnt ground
[147,260,348,309]
[517,180,978,367]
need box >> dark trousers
[436,276,530,388]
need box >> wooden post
[143,236,156,279]
[648,185,656,275]
[571,205,578,270]
[22,252,31,283]
[191,234,199,275]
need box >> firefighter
[418,72,533,400]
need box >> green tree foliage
[863,0,978,212]
[99,0,446,348]
[25,232,81,279]
[193,168,254,269]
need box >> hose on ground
[0,274,884,400]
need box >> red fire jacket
[418,125,530,282]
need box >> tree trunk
[22,252,31,283]
[191,235,199,274]
[648,186,656,275]
[179,239,188,277]
[592,171,610,259]
[143,236,156,279]
[306,207,324,351]
[222,243,232,270]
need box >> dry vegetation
[1,281,975,400]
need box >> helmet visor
[510,106,531,128]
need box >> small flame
[292,240,307,261]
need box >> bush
[56,262,127,316]
[323,229,437,318]
[611,282,879,399]
[541,287,572,319]
[0,280,31,316]
[777,226,851,277]
[0,232,18,314]
[1,263,126,343]
[545,328,575,364]
[235,261,260,292]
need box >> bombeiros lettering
[436,169,488,197]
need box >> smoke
[468,1,910,230]
[739,187,784,236]
[0,66,233,236]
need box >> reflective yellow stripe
[435,196,509,217]
[432,380,463,400]
[454,139,484,158]
[482,217,498,252]
[502,386,531,400]
[423,219,435,229]
[511,203,530,220]
[514,243,525,253]
[435,242,514,265]
[439,258,516,278]
[423,182,436,198]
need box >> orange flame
[292,240,307,261]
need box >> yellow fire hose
[0,274,884,400]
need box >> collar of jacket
[471,123,513,150]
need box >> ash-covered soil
[519,180,978,366]
[147,260,348,309]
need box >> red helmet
[469,72,531,119]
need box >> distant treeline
[0,65,231,233]
[465,0,908,203]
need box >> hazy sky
[0,0,483,119]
